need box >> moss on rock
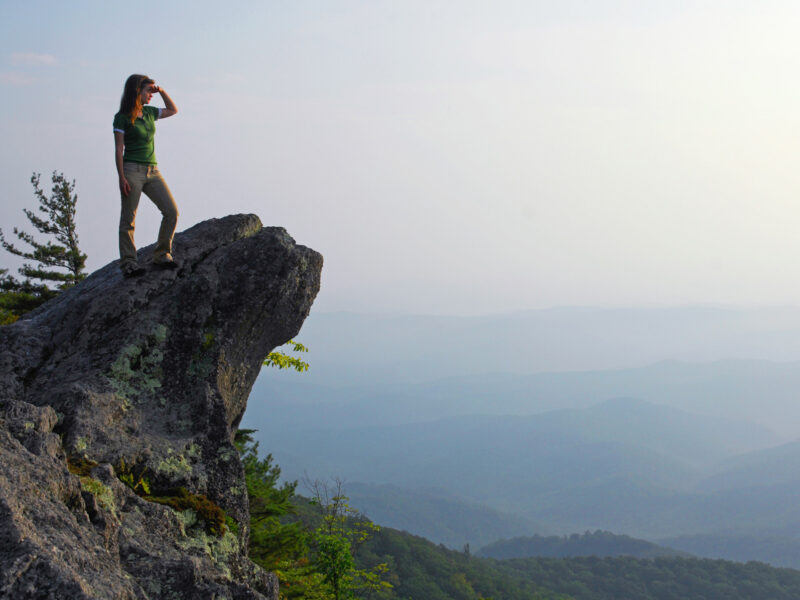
[148,487,227,537]
[80,477,116,518]
[67,454,98,476]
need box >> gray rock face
[0,214,322,599]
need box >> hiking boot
[153,257,178,270]
[121,262,145,278]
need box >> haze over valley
[243,307,800,567]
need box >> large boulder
[0,214,322,599]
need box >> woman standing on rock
[113,74,179,277]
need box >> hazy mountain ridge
[285,308,800,387]
[344,482,545,550]
[477,530,690,560]
[252,355,800,437]
[658,534,800,570]
[697,438,800,492]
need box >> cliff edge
[0,214,322,599]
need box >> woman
[113,74,179,277]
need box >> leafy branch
[264,339,310,372]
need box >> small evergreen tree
[0,171,87,321]
[235,429,307,569]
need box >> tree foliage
[235,429,306,570]
[0,268,17,326]
[237,429,392,598]
[236,429,331,599]
[354,524,800,600]
[264,339,310,372]
[0,172,87,322]
[498,555,800,600]
[357,525,558,600]
[305,478,392,600]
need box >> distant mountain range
[277,306,800,385]
[252,356,800,438]
[350,463,800,568]
[245,394,799,539]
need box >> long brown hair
[119,74,154,125]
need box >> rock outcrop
[0,214,322,599]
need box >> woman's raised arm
[154,86,178,118]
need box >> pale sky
[3,1,800,315]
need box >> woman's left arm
[155,86,178,118]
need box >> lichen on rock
[156,449,193,480]
[107,323,168,406]
[0,214,322,599]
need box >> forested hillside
[498,556,800,600]
[357,527,560,600]
[358,527,800,600]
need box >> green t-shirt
[113,106,161,164]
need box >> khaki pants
[119,162,178,266]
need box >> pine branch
[1,171,88,322]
